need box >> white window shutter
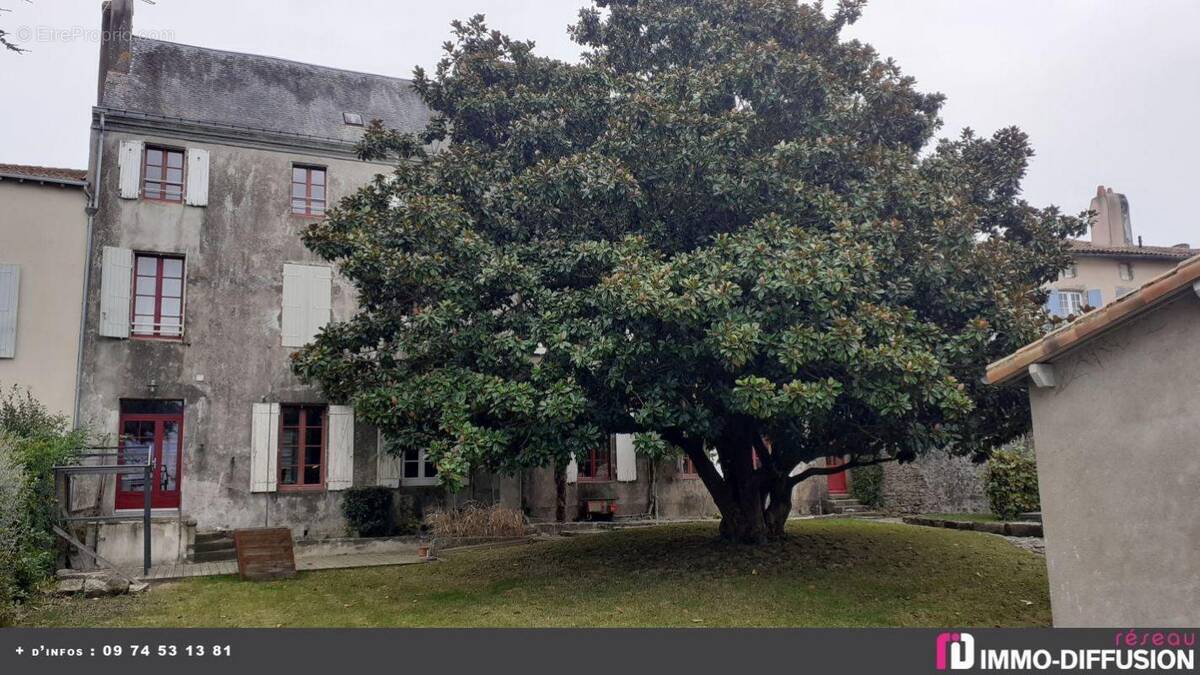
[615,434,637,482]
[250,403,280,493]
[326,405,355,490]
[0,265,20,358]
[307,265,332,341]
[565,456,578,484]
[281,264,306,347]
[117,140,143,199]
[99,246,132,338]
[376,431,401,488]
[281,264,332,347]
[184,148,210,206]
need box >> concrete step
[194,530,232,544]
[192,538,236,554]
[191,548,237,563]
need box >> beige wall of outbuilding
[1028,291,1200,626]
[1048,255,1177,309]
[0,180,88,417]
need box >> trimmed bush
[850,463,884,508]
[341,486,394,537]
[983,445,1040,521]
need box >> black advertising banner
[2,628,1196,675]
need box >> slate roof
[986,253,1200,386]
[1069,239,1197,260]
[0,164,88,186]
[101,37,432,143]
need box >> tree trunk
[554,463,566,523]
[763,476,793,540]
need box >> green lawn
[19,520,1050,627]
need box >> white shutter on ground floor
[250,403,280,493]
[565,456,578,484]
[376,431,401,488]
[615,434,637,482]
[99,246,133,338]
[326,405,355,490]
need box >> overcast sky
[1,0,1196,245]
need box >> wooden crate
[233,527,296,581]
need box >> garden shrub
[342,486,395,537]
[0,385,87,623]
[425,502,526,538]
[850,463,885,508]
[983,444,1041,520]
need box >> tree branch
[787,454,897,487]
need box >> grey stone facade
[874,450,987,514]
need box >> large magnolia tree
[293,0,1083,543]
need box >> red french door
[116,410,183,509]
[826,456,848,494]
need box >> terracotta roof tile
[1069,238,1197,259]
[986,253,1200,385]
[0,163,87,184]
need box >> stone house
[1046,186,1196,317]
[70,1,845,566]
[986,253,1200,626]
[0,164,89,417]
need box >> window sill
[277,485,326,493]
[400,479,439,487]
[141,197,186,205]
[576,478,614,484]
[677,474,700,480]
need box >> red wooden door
[116,412,183,509]
[826,456,847,494]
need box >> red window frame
[578,437,614,482]
[115,406,184,510]
[678,455,699,478]
[131,253,185,340]
[142,145,185,202]
[291,165,327,216]
[278,404,327,490]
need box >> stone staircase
[189,530,236,563]
[824,494,880,517]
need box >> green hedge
[850,463,885,508]
[983,445,1040,520]
[342,486,395,537]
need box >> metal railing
[53,449,154,576]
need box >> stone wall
[876,449,987,514]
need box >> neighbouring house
[1046,186,1197,317]
[986,253,1200,627]
[68,1,846,567]
[0,164,89,417]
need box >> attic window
[343,112,364,126]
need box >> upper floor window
[1118,262,1134,281]
[1061,263,1078,279]
[1060,290,1085,316]
[132,253,185,339]
[291,165,326,216]
[279,404,326,488]
[142,145,185,202]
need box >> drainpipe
[74,111,104,428]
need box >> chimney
[1088,185,1133,246]
[97,0,134,105]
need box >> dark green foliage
[850,463,885,508]
[292,0,1084,542]
[983,444,1040,520]
[342,486,395,537]
[0,385,86,623]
